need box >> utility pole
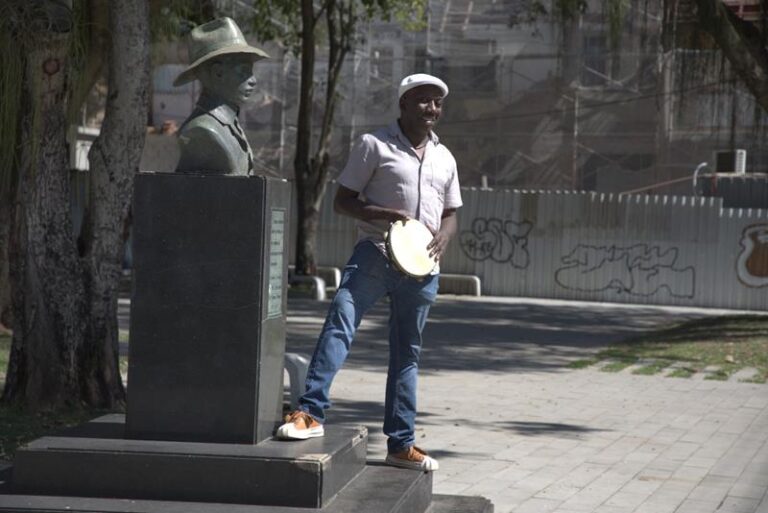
[560,11,582,189]
[572,88,579,189]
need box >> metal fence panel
[310,185,768,311]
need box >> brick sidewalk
[286,296,768,513]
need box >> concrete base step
[0,465,433,513]
[12,415,366,509]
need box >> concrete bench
[439,274,482,296]
[288,275,327,301]
[284,352,310,410]
[316,267,342,289]
[287,266,342,300]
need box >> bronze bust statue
[174,18,268,175]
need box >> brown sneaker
[275,410,324,440]
[385,445,439,471]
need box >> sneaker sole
[275,424,325,440]
[384,454,439,471]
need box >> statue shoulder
[176,113,236,174]
[178,114,227,144]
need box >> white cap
[398,73,449,99]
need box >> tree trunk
[294,0,354,276]
[0,196,11,330]
[3,1,150,410]
[296,179,323,276]
[3,27,88,409]
[79,0,149,407]
[294,0,318,275]
[68,0,109,122]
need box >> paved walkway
[285,296,768,513]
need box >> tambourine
[386,219,436,278]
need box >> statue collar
[196,93,239,126]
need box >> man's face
[399,85,445,131]
[202,54,257,107]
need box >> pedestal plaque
[125,174,291,444]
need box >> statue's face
[200,54,257,107]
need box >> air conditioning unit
[713,149,747,174]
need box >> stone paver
[284,296,768,513]
[731,367,761,383]
[694,365,724,380]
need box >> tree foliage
[519,0,768,114]
[249,0,426,275]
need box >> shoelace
[285,411,313,428]
[395,446,428,461]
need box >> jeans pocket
[339,264,359,288]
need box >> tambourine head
[386,219,436,278]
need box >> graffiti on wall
[555,244,695,298]
[737,223,768,288]
[459,217,533,269]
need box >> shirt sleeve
[443,154,463,210]
[337,134,378,193]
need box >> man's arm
[333,185,409,224]
[427,208,458,260]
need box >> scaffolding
[146,0,768,193]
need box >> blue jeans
[299,241,439,453]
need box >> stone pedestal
[5,415,459,513]
[126,173,290,444]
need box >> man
[174,17,268,175]
[276,74,462,472]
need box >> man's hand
[427,209,458,261]
[427,231,451,261]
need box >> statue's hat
[174,17,269,87]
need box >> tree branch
[693,0,768,112]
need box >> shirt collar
[196,93,239,125]
[388,120,439,148]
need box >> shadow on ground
[286,297,709,376]
[319,398,607,449]
[117,294,714,375]
[497,420,607,438]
